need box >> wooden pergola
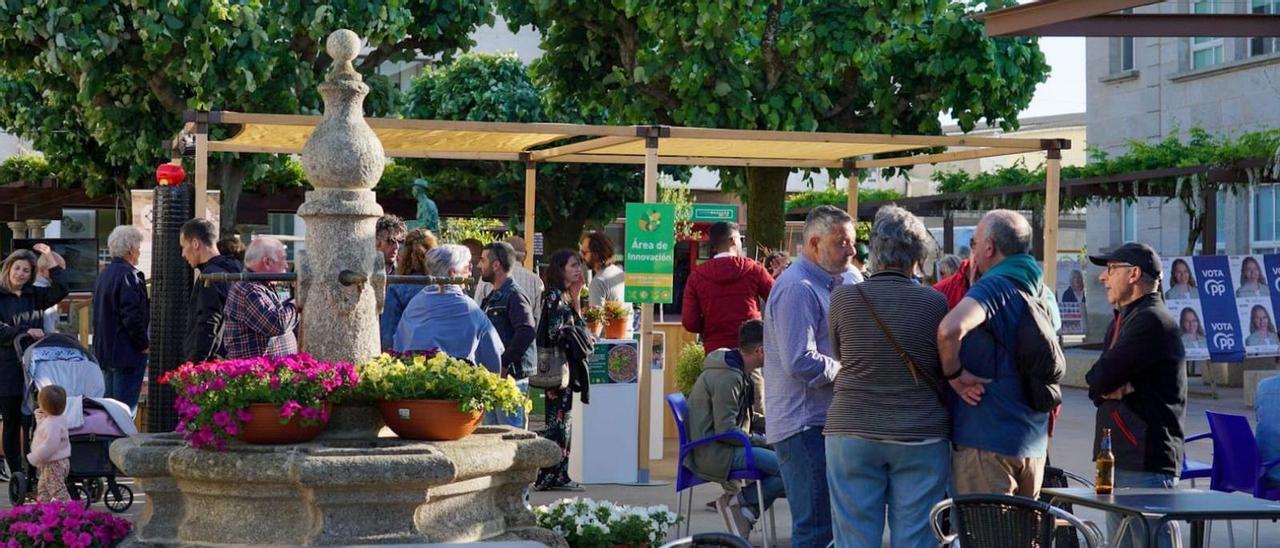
[977,0,1280,37]
[177,110,1070,481]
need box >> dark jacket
[688,349,756,484]
[92,258,149,372]
[558,324,594,404]
[1087,292,1187,475]
[681,256,773,352]
[481,278,536,378]
[0,267,68,397]
[183,254,243,364]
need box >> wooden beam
[1043,154,1061,291]
[195,128,209,229]
[637,136,658,484]
[528,136,641,161]
[857,147,1030,169]
[1006,14,1280,37]
[212,111,637,137]
[978,0,1158,36]
[847,171,859,223]
[550,154,843,168]
[524,162,536,270]
[663,125,1047,150]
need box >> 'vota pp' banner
[1193,255,1246,362]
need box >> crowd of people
[682,205,1188,548]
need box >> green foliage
[496,0,1048,250]
[377,161,422,194]
[675,342,706,397]
[785,187,904,212]
[441,217,503,245]
[0,1,492,204]
[658,174,697,241]
[356,353,531,415]
[244,157,307,193]
[0,154,51,185]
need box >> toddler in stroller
[7,333,138,512]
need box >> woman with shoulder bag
[533,249,590,491]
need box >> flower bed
[159,354,358,450]
[534,498,679,547]
[0,500,132,547]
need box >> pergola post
[637,129,659,483]
[194,113,209,227]
[1043,146,1062,292]
[943,211,955,255]
[522,156,536,269]
[1203,187,1218,255]
[844,159,859,221]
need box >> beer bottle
[1096,428,1115,495]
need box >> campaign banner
[1163,257,1209,361]
[1233,255,1279,356]
[1263,255,1280,352]
[1056,259,1086,335]
[1192,255,1245,362]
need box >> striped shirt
[824,271,950,441]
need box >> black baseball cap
[1088,242,1162,279]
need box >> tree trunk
[214,160,245,237]
[745,166,789,259]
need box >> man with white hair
[762,204,857,548]
[394,244,503,372]
[222,237,299,359]
[92,225,150,410]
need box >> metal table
[1043,487,1280,547]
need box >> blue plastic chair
[1205,411,1280,547]
[1182,430,1214,487]
[665,392,775,547]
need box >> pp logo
[1204,279,1227,297]
[1273,275,1280,294]
[1213,331,1236,351]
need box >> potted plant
[534,498,680,548]
[356,351,531,441]
[160,354,358,450]
[583,306,607,337]
[674,342,706,397]
[0,501,133,547]
[602,300,630,339]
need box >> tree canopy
[497,0,1050,253]
[0,1,492,231]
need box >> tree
[403,52,654,253]
[497,0,1050,252]
[0,1,493,234]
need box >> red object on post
[155,163,186,186]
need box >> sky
[1021,36,1088,118]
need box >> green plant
[784,187,904,212]
[583,305,607,324]
[356,352,530,415]
[659,173,698,241]
[534,498,680,547]
[0,154,52,185]
[675,342,706,397]
[441,217,503,245]
[602,300,629,321]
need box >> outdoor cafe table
[1043,487,1280,547]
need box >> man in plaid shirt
[223,237,299,359]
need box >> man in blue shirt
[938,209,1051,498]
[763,205,856,548]
[394,244,504,372]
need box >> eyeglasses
[1106,263,1139,273]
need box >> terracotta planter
[237,403,331,444]
[604,318,627,339]
[377,399,482,441]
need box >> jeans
[775,427,833,547]
[732,446,786,515]
[103,367,146,415]
[484,379,528,429]
[1107,469,1179,548]
[826,436,951,548]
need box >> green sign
[691,204,739,223]
[588,341,639,384]
[625,202,676,303]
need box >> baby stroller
[8,333,137,512]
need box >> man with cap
[1086,242,1186,547]
[475,235,544,324]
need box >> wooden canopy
[977,0,1280,37]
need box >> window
[1251,1,1280,57]
[1122,201,1138,242]
[1191,0,1224,69]
[1121,37,1135,71]
[1253,185,1280,253]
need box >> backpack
[1010,286,1066,412]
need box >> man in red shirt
[682,222,774,351]
[933,257,975,310]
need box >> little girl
[27,384,70,501]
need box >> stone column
[6,221,28,241]
[25,219,50,238]
[297,29,386,364]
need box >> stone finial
[326,29,362,82]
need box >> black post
[146,182,193,432]
[943,211,955,255]
[1031,210,1045,262]
[1203,187,1218,255]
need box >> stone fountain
[111,30,563,546]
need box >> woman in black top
[534,249,588,491]
[0,243,68,479]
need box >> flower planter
[237,403,331,445]
[604,318,627,339]
[378,399,482,441]
[587,320,604,338]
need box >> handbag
[529,292,571,389]
[853,285,946,405]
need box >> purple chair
[1205,411,1280,547]
[1182,430,1214,487]
[665,393,775,547]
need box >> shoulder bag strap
[853,284,945,403]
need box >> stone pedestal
[6,221,27,240]
[25,219,50,238]
[111,427,565,546]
